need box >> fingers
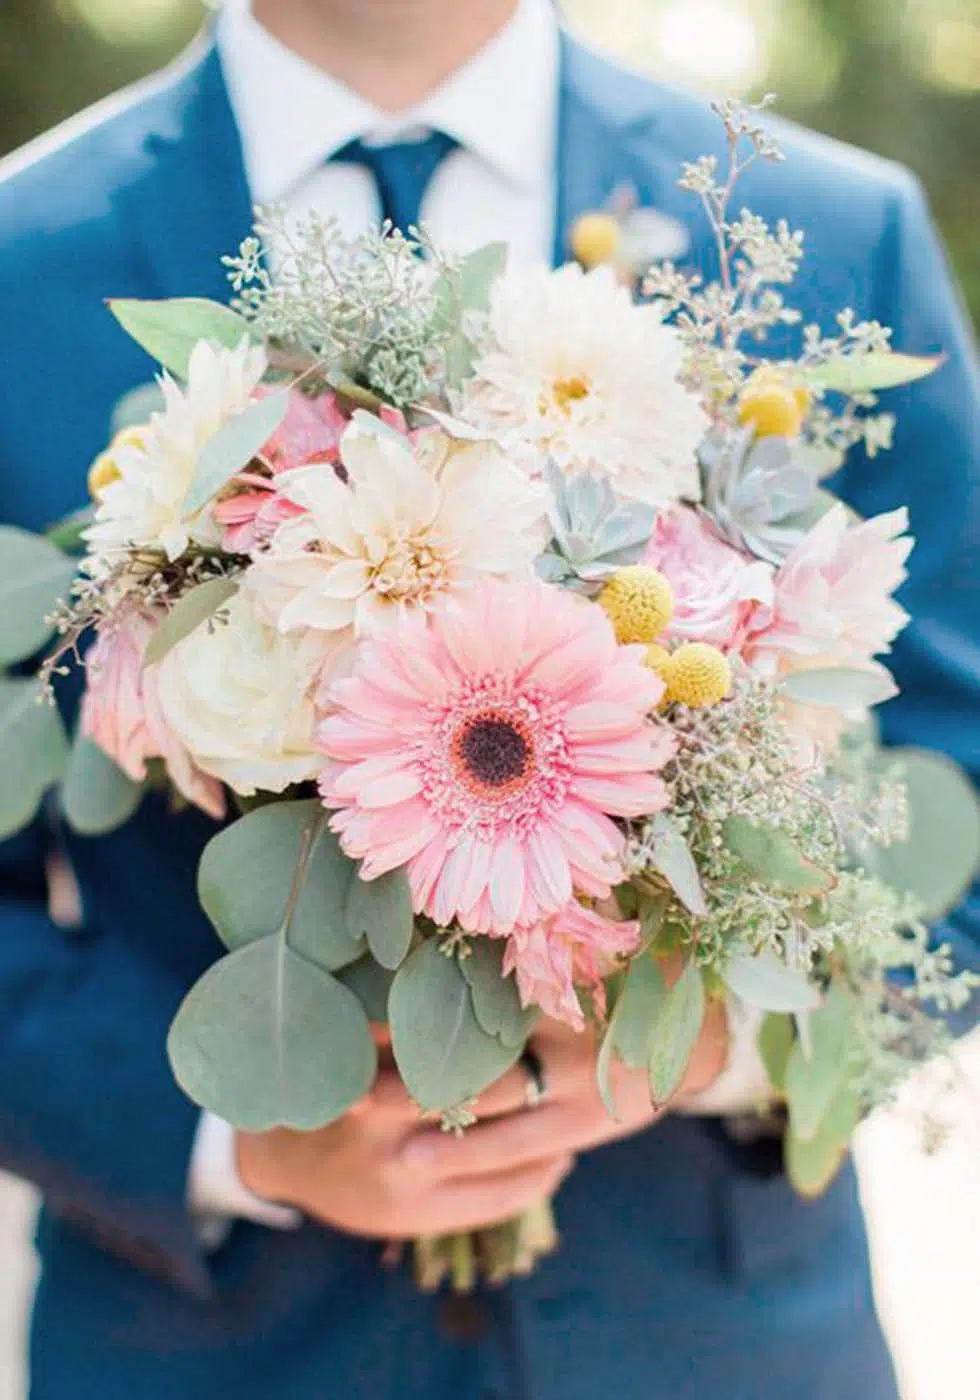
[384,1152,575,1240]
[401,1101,591,1180]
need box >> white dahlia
[456,263,708,507]
[245,417,547,641]
[85,338,268,566]
[150,588,320,797]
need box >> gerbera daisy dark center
[456,716,531,789]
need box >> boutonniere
[570,183,690,285]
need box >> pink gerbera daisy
[316,578,674,935]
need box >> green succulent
[536,463,656,594]
[699,427,825,564]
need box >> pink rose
[644,507,773,651]
[501,902,641,1031]
[745,504,912,671]
[215,389,347,553]
[81,612,225,819]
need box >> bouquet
[3,100,977,1291]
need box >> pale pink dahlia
[502,902,642,1031]
[317,578,674,934]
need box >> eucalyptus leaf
[344,867,414,971]
[647,959,706,1104]
[337,954,396,1024]
[0,678,69,838]
[757,1012,795,1093]
[460,938,539,1048]
[783,985,855,1143]
[110,381,166,436]
[785,1081,859,1197]
[198,800,362,971]
[167,938,377,1131]
[455,241,507,313]
[781,667,897,710]
[724,949,821,1013]
[144,577,239,667]
[44,506,95,554]
[183,390,288,518]
[723,816,836,896]
[647,813,708,915]
[109,298,259,379]
[61,733,143,835]
[808,351,941,395]
[0,526,77,665]
[614,952,668,1071]
[872,747,980,922]
[389,941,520,1112]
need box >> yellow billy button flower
[599,565,675,644]
[737,368,811,439]
[570,211,621,269]
[662,642,732,708]
[643,641,672,677]
[87,425,146,500]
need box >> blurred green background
[0,0,977,319]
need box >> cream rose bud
[150,589,322,797]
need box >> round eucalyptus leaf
[389,941,520,1112]
[337,954,396,1024]
[345,867,414,971]
[167,938,377,1131]
[61,732,144,835]
[460,938,539,1048]
[874,747,980,922]
[0,526,77,666]
[198,800,362,970]
[0,677,69,838]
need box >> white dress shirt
[191,0,770,1236]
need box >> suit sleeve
[839,172,980,1033]
[0,802,214,1296]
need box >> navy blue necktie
[331,131,459,237]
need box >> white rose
[151,589,321,797]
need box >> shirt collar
[216,0,559,205]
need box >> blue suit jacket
[1,30,978,1400]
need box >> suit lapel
[119,39,254,303]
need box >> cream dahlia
[85,338,268,567]
[317,578,675,935]
[501,902,642,1031]
[246,416,547,640]
[455,263,708,507]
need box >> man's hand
[236,996,728,1240]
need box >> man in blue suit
[1,1,978,1397]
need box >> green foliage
[723,815,836,895]
[872,747,980,922]
[434,241,507,384]
[0,525,77,666]
[143,576,239,666]
[197,800,363,971]
[785,1081,859,1196]
[337,954,395,1024]
[783,985,855,1143]
[460,938,539,1048]
[757,1012,795,1093]
[344,867,414,971]
[723,949,822,1012]
[61,732,143,835]
[183,390,288,518]
[167,937,377,1131]
[110,381,165,436]
[781,666,897,709]
[389,940,521,1112]
[809,351,942,394]
[645,812,708,915]
[596,951,670,1115]
[647,958,706,1104]
[44,506,95,554]
[0,677,68,837]
[108,298,258,380]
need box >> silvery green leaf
[0,678,69,838]
[110,381,165,436]
[785,1081,859,1197]
[872,747,980,922]
[783,985,854,1143]
[596,952,668,1116]
[337,954,396,1024]
[647,958,706,1104]
[390,941,520,1111]
[723,817,836,896]
[144,577,239,667]
[344,867,414,971]
[648,813,708,916]
[44,506,95,554]
[109,298,259,379]
[460,938,539,1048]
[183,390,289,518]
[0,526,77,665]
[61,734,143,835]
[455,241,507,313]
[198,800,362,971]
[781,667,898,711]
[757,1012,794,1092]
[168,939,376,1131]
[535,553,576,585]
[809,352,942,395]
[723,949,821,1013]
